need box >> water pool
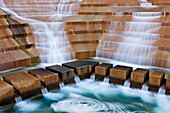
[1,78,170,113]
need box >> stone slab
[149,70,165,92]
[95,63,113,81]
[46,65,74,84]
[28,68,59,91]
[62,60,99,79]
[0,79,14,105]
[110,65,133,80]
[131,68,149,89]
[131,68,149,84]
[3,72,41,100]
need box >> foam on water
[14,100,41,112]
[2,79,170,113]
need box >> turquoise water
[1,79,170,113]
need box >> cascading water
[96,11,164,66]
[0,0,82,64]
[1,0,170,112]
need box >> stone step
[0,28,13,39]
[0,18,9,28]
[27,33,101,44]
[0,49,39,72]
[27,47,96,60]
[8,6,170,17]
[148,0,170,5]
[0,9,9,18]
[4,0,141,6]
[0,79,14,105]
[28,68,59,91]
[31,42,98,54]
[0,38,20,52]
[98,35,170,50]
[3,72,41,100]
[96,49,170,68]
[46,65,75,85]
[58,15,170,25]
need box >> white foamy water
[59,82,65,88]
[74,74,81,83]
[41,88,48,95]
[15,96,23,103]
[2,79,170,113]
[142,81,149,91]
[97,11,163,66]
[14,100,41,112]
[103,77,110,83]
[124,78,131,87]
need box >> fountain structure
[0,0,170,112]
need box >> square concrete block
[95,63,113,81]
[62,60,99,80]
[3,72,41,100]
[0,80,14,105]
[131,68,149,84]
[28,68,59,91]
[149,70,165,92]
[110,65,133,80]
[76,65,90,80]
[166,75,170,95]
[46,65,74,85]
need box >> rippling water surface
[2,79,170,113]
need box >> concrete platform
[3,72,41,100]
[0,80,14,106]
[28,68,59,91]
[62,60,99,80]
[110,65,133,85]
[46,65,74,85]
[95,63,113,81]
[131,68,149,89]
[149,70,165,92]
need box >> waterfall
[74,74,81,83]
[0,0,82,64]
[41,88,48,95]
[124,78,131,87]
[15,96,23,103]
[158,85,166,95]
[30,22,72,63]
[141,81,149,91]
[103,77,110,83]
[59,82,65,88]
[96,11,163,66]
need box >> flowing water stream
[1,79,170,113]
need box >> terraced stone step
[98,36,170,51]
[0,38,20,52]
[0,49,39,71]
[58,15,170,25]
[4,0,141,6]
[9,6,170,17]
[0,9,9,18]
[96,49,170,68]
